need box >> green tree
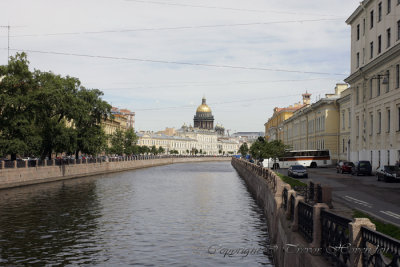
[0,53,41,160]
[150,145,158,155]
[109,128,124,155]
[124,128,138,155]
[158,146,165,154]
[238,143,249,157]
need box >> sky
[0,0,361,133]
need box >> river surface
[0,161,274,266]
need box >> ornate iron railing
[289,194,295,221]
[4,161,14,168]
[320,209,352,267]
[298,201,314,243]
[282,188,288,211]
[361,226,400,267]
[309,181,315,203]
[16,160,26,168]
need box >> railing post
[349,218,376,267]
[286,189,296,219]
[52,159,55,166]
[1,160,4,169]
[310,203,329,249]
[292,196,305,231]
[13,160,17,168]
[25,160,28,168]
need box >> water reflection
[0,162,274,266]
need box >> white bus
[262,150,331,169]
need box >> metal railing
[282,188,288,211]
[320,209,352,267]
[361,226,400,267]
[289,194,295,221]
[309,181,315,203]
[298,201,314,243]
[317,184,322,203]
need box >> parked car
[288,165,308,178]
[351,161,372,176]
[376,165,400,182]
[336,161,355,174]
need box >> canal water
[0,162,274,266]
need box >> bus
[262,150,331,169]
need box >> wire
[5,48,348,76]
[126,0,343,17]
[131,89,330,111]
[0,18,344,38]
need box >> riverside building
[345,0,400,168]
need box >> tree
[238,143,249,157]
[124,128,138,155]
[186,149,189,154]
[158,146,165,154]
[0,53,40,160]
[109,128,124,155]
[150,145,158,155]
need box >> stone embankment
[0,156,230,189]
[231,158,395,267]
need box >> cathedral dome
[196,97,212,113]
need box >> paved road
[277,167,400,226]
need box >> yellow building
[102,114,128,136]
[264,93,311,141]
[282,84,348,163]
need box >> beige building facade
[282,84,348,163]
[337,88,352,161]
[345,0,400,168]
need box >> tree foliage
[238,143,249,157]
[249,137,290,163]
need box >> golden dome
[196,104,211,113]
[196,97,212,113]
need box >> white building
[345,0,400,168]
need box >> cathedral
[193,97,214,130]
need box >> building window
[356,52,360,68]
[357,116,360,136]
[386,70,390,92]
[378,111,382,133]
[370,79,373,98]
[370,114,373,135]
[349,110,351,128]
[363,48,365,64]
[377,78,381,96]
[370,10,374,28]
[342,113,345,129]
[397,20,400,40]
[387,28,391,48]
[378,35,382,53]
[388,0,391,13]
[378,2,382,21]
[342,139,345,153]
[396,64,400,88]
[357,24,360,40]
[398,106,400,131]
[370,42,374,58]
[387,109,391,132]
[363,19,366,35]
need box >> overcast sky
[0,0,360,132]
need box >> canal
[0,161,274,266]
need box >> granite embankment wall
[0,157,230,189]
[232,158,330,267]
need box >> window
[388,0,391,13]
[387,109,391,132]
[357,24,360,40]
[363,48,365,64]
[363,19,366,35]
[342,139,345,153]
[398,106,400,131]
[378,35,382,53]
[398,20,400,40]
[378,2,382,21]
[370,10,374,28]
[357,52,360,68]
[357,116,360,136]
[370,79,373,98]
[378,111,382,133]
[377,78,381,96]
[386,70,390,92]
[348,110,351,128]
[387,28,391,48]
[396,64,400,88]
[342,112,345,129]
[370,42,374,58]
[370,113,374,135]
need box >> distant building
[264,93,311,141]
[193,97,214,130]
[231,132,264,144]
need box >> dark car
[376,165,400,182]
[336,161,355,174]
[351,161,372,176]
[288,165,308,178]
